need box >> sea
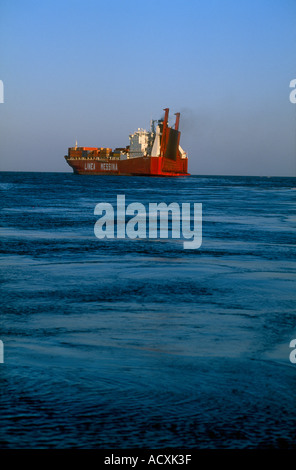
[0,172,295,450]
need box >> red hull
[65,155,189,177]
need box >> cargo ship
[64,108,189,176]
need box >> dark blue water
[0,172,296,449]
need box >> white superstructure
[128,120,160,159]
[129,128,151,158]
[151,125,161,157]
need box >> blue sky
[0,0,295,175]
